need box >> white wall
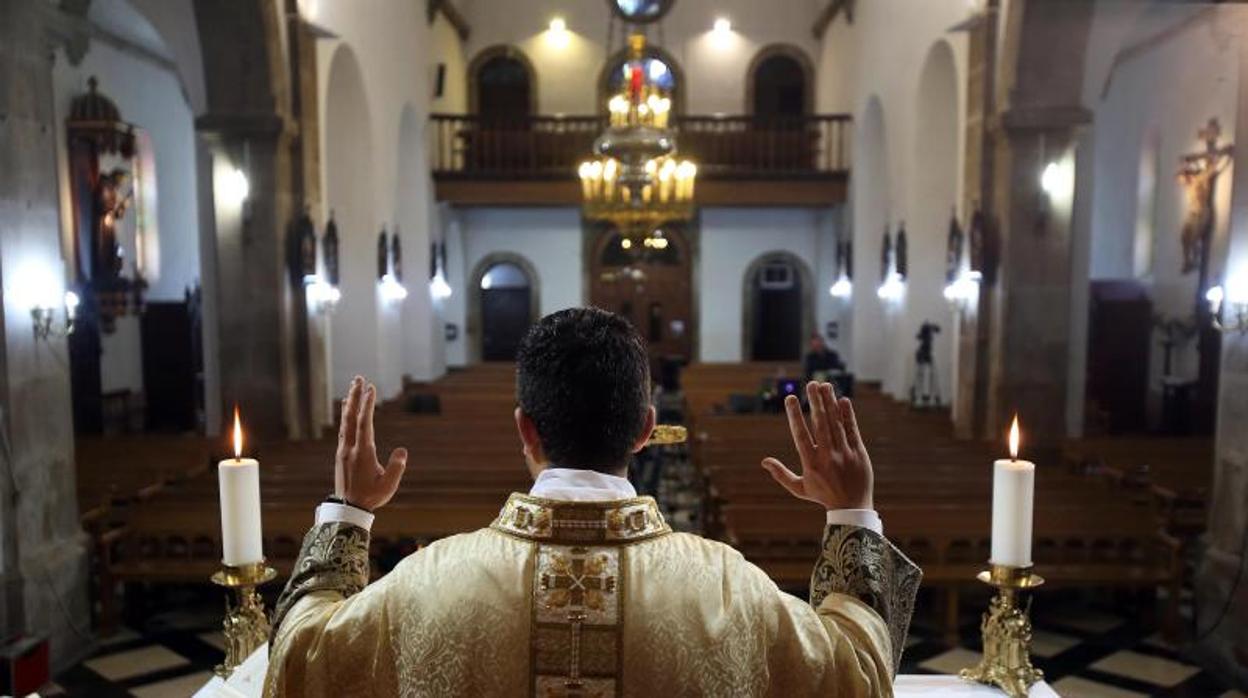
[815,0,972,402]
[444,207,585,366]
[458,0,822,116]
[310,0,458,398]
[1081,4,1239,423]
[699,207,828,362]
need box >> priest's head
[515,307,656,477]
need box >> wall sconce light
[305,275,340,314]
[829,274,852,299]
[547,16,570,48]
[10,264,76,341]
[429,271,452,301]
[943,270,982,310]
[1207,271,1248,333]
[379,273,409,303]
[711,17,732,48]
[223,167,250,205]
[877,271,906,303]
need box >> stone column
[0,0,92,668]
[197,119,299,438]
[1193,10,1248,685]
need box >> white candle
[218,408,264,566]
[990,416,1035,568]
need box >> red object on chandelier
[629,62,644,103]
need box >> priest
[264,308,921,696]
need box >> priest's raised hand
[264,309,922,698]
[333,376,407,512]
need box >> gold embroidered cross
[541,550,616,611]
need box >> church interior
[1,0,1247,695]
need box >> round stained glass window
[609,0,673,23]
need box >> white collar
[528,467,637,501]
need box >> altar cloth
[193,648,1060,697]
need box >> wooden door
[481,287,532,361]
[590,228,693,364]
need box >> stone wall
[0,0,92,670]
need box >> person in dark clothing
[804,334,845,381]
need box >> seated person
[265,308,921,697]
[804,333,846,382]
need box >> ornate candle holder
[211,561,278,677]
[959,564,1045,697]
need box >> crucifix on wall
[1177,118,1232,289]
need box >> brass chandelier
[579,33,696,246]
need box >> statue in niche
[946,211,964,284]
[323,213,340,287]
[880,227,892,282]
[391,229,403,282]
[1177,118,1233,275]
[895,222,908,279]
[93,167,132,281]
[292,208,317,286]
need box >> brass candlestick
[959,564,1045,697]
[211,561,278,677]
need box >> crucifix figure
[1177,118,1233,277]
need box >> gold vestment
[264,494,921,697]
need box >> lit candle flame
[233,406,244,460]
[1008,414,1020,461]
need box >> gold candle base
[959,564,1045,698]
[211,561,278,678]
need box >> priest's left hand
[760,381,874,511]
[335,376,409,512]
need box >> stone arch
[597,43,686,115]
[324,43,378,395]
[906,39,960,405]
[467,44,538,115]
[741,251,815,361]
[467,252,541,363]
[851,94,889,382]
[745,43,815,116]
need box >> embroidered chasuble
[264,494,921,697]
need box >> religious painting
[946,213,964,284]
[377,229,390,279]
[1177,118,1232,277]
[895,224,908,279]
[391,230,403,282]
[323,214,340,287]
[880,227,892,282]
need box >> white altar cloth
[194,648,1060,697]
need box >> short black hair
[516,307,651,473]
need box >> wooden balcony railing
[430,113,851,179]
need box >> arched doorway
[743,252,814,361]
[851,95,889,382]
[325,45,377,396]
[590,226,693,363]
[908,41,959,407]
[470,255,539,362]
[468,46,535,119]
[748,45,813,118]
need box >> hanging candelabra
[579,33,696,251]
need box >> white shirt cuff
[825,508,883,536]
[316,502,375,531]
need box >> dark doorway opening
[751,259,803,361]
[480,262,532,361]
[476,55,532,120]
[752,54,808,119]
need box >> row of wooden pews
[81,366,526,632]
[683,363,1184,644]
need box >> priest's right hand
[335,376,408,512]
[761,381,875,511]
